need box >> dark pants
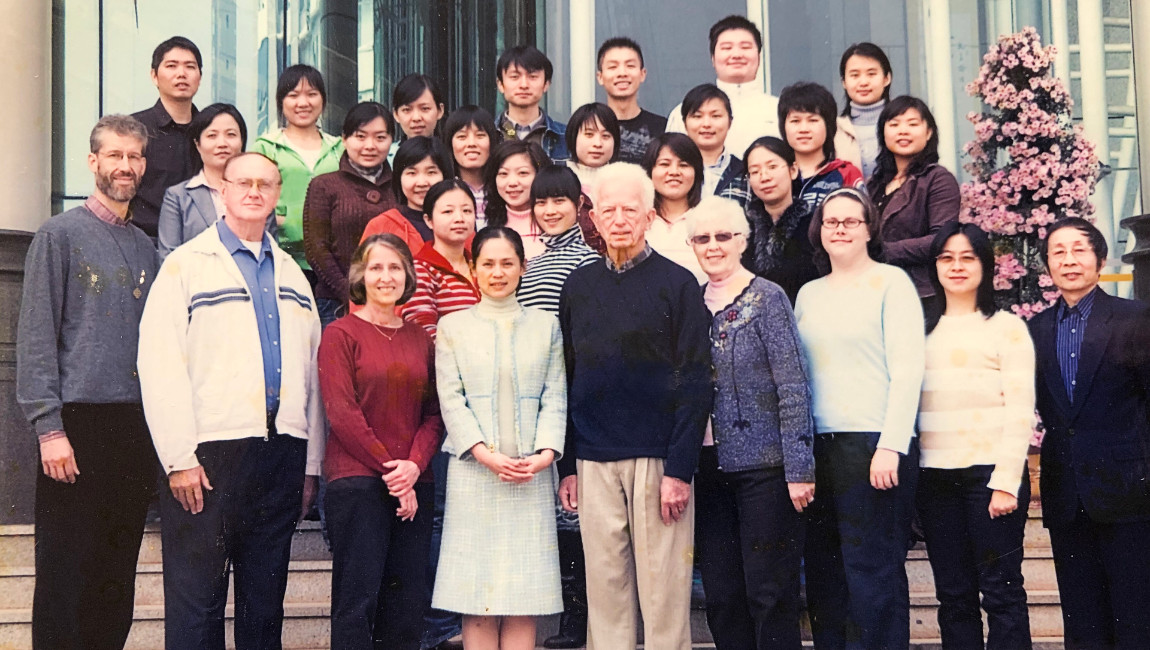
[804,432,918,650]
[1047,509,1150,649]
[159,433,306,650]
[316,297,347,330]
[326,477,434,650]
[421,451,462,648]
[695,448,805,650]
[918,465,1031,650]
[33,403,156,650]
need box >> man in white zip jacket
[138,152,324,650]
[666,15,780,159]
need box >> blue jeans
[420,451,463,648]
[316,296,347,329]
[804,432,918,650]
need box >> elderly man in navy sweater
[557,162,713,650]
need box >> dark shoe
[543,610,586,649]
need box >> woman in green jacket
[253,64,345,276]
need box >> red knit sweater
[317,315,443,482]
[302,156,396,302]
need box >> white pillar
[1049,0,1072,90]
[924,0,958,174]
[569,0,596,109]
[0,2,51,232]
[1076,0,1116,254]
[1131,0,1150,216]
[746,0,770,94]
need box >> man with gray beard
[17,114,160,650]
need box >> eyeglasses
[98,151,145,164]
[689,232,740,245]
[821,218,865,230]
[224,178,282,194]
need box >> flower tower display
[960,27,1100,319]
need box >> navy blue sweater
[557,251,713,481]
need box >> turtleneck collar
[716,78,764,97]
[476,291,522,318]
[850,100,886,125]
[347,157,385,183]
[704,267,755,314]
[543,224,585,249]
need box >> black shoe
[543,610,586,649]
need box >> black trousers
[1047,508,1150,649]
[694,448,805,650]
[804,432,918,650]
[33,403,156,650]
[325,476,434,650]
[918,465,1032,650]
[159,434,306,650]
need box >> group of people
[15,13,1150,650]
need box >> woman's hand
[471,443,533,483]
[988,490,1019,519]
[396,489,418,521]
[788,482,816,512]
[523,450,556,475]
[382,459,420,496]
[870,448,901,490]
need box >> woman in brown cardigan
[303,101,398,327]
[866,96,960,311]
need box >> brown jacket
[876,164,961,297]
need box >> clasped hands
[471,444,554,484]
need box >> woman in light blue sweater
[794,187,924,650]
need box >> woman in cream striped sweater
[917,221,1035,649]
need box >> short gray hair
[90,115,149,154]
[684,196,750,239]
[590,162,655,211]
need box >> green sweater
[252,129,344,268]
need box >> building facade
[0,0,1148,523]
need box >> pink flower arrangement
[960,28,1100,317]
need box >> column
[1076,0,1116,255]
[924,0,958,174]
[1130,0,1150,212]
[569,0,596,109]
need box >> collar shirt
[185,171,226,217]
[1055,286,1098,401]
[500,110,547,142]
[130,99,199,237]
[703,150,732,197]
[216,220,281,414]
[84,195,130,227]
[605,243,654,274]
[667,78,780,160]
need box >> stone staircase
[0,506,1064,649]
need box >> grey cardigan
[707,277,815,480]
[158,179,277,259]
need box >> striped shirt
[401,244,480,339]
[518,225,600,314]
[1055,287,1097,401]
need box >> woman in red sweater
[401,179,481,338]
[318,233,444,650]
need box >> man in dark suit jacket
[1030,217,1150,649]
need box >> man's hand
[300,475,319,520]
[559,475,578,512]
[382,459,420,497]
[870,448,901,490]
[788,482,816,512]
[396,489,418,521]
[40,436,79,483]
[169,465,213,514]
[988,489,1019,519]
[660,476,691,525]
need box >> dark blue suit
[1029,288,1150,649]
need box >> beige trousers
[577,458,695,650]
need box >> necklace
[97,217,147,299]
[369,319,403,341]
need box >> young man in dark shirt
[496,45,569,163]
[596,37,666,164]
[130,36,202,238]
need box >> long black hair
[865,96,940,202]
[483,139,551,228]
[640,132,705,216]
[925,221,998,333]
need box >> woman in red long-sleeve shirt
[317,233,443,650]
